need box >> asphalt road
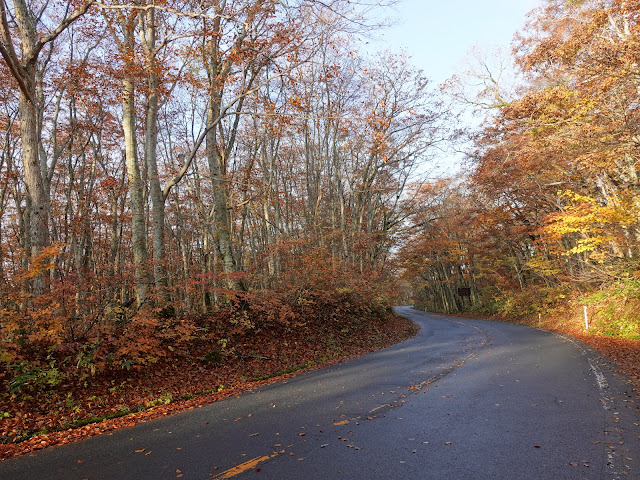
[2,307,639,479]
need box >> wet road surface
[2,307,638,479]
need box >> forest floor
[0,311,417,460]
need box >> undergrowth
[0,283,416,452]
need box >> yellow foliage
[526,256,561,276]
[538,189,640,264]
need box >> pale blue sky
[371,0,545,175]
[378,0,544,85]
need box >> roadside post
[584,305,589,330]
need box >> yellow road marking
[211,453,279,479]
[369,404,391,414]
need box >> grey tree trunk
[122,47,150,306]
[13,1,49,293]
[206,98,245,293]
[18,94,49,262]
[140,7,169,302]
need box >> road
[1,307,638,479]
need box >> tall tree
[0,0,94,291]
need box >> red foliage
[0,293,415,459]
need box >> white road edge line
[552,332,620,479]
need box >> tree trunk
[206,99,245,293]
[122,65,150,306]
[12,0,50,292]
[18,93,49,270]
[141,7,169,302]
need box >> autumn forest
[1,0,639,452]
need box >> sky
[370,0,545,175]
[377,0,545,86]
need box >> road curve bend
[1,307,638,479]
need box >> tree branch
[93,2,234,21]
[35,0,95,62]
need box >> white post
[584,305,589,330]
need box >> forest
[0,0,639,453]
[403,0,640,342]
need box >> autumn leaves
[401,1,640,338]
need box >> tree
[0,0,94,292]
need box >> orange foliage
[402,1,640,338]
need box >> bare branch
[35,0,95,63]
[93,2,234,21]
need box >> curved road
[2,307,638,479]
